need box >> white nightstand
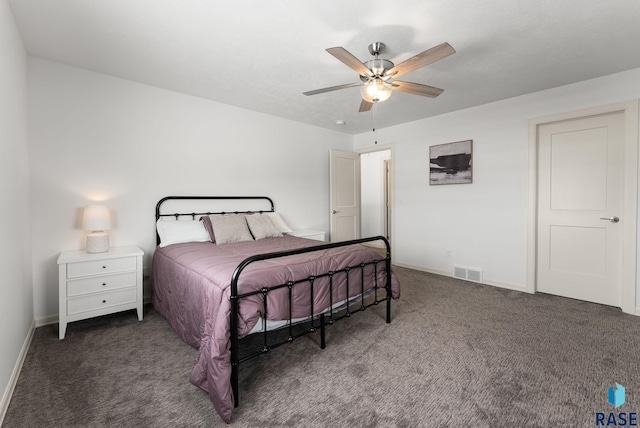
[287,229,326,242]
[57,245,144,339]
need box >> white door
[330,150,360,242]
[537,112,624,306]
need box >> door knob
[600,216,620,223]
[332,210,340,214]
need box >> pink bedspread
[152,235,400,423]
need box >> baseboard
[393,262,528,293]
[0,320,35,426]
[362,241,385,249]
[395,262,450,277]
[35,314,58,327]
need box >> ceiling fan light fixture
[304,41,454,112]
[361,78,392,103]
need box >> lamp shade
[82,205,111,231]
[361,78,393,103]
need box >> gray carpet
[4,266,640,427]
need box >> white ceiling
[9,0,640,134]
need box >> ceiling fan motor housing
[360,58,394,81]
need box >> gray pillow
[209,214,254,244]
[245,214,283,240]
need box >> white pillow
[209,214,254,244]
[246,214,283,240]
[156,219,211,248]
[265,212,293,233]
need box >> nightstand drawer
[67,256,137,278]
[67,271,137,297]
[67,287,137,316]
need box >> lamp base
[86,232,109,253]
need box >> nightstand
[57,245,144,339]
[286,229,326,242]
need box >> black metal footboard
[229,235,392,407]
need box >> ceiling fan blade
[385,42,455,78]
[303,82,362,96]
[392,81,444,98]
[326,47,372,77]
[359,99,374,112]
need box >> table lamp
[82,205,111,253]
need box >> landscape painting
[429,140,473,185]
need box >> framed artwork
[429,139,473,185]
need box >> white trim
[362,241,385,249]
[35,314,58,327]
[527,100,639,315]
[0,320,35,426]
[356,142,395,154]
[394,262,528,292]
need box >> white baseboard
[362,241,385,249]
[394,262,450,277]
[0,320,35,426]
[393,262,528,293]
[35,314,58,327]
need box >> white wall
[28,58,353,322]
[0,0,32,419]
[355,68,640,304]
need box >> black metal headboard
[155,196,275,245]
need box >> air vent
[452,265,483,283]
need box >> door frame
[526,100,639,314]
[383,159,391,240]
[357,143,395,253]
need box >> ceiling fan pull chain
[373,102,378,145]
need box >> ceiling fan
[303,41,455,112]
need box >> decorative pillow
[156,219,211,248]
[245,214,283,240]
[200,215,215,243]
[265,212,293,233]
[209,214,254,244]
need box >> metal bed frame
[155,196,393,407]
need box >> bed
[151,196,400,423]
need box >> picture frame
[429,139,473,185]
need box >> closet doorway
[359,148,392,248]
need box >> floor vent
[453,265,483,283]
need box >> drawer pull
[102,283,106,286]
[102,300,106,303]
[102,265,106,269]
